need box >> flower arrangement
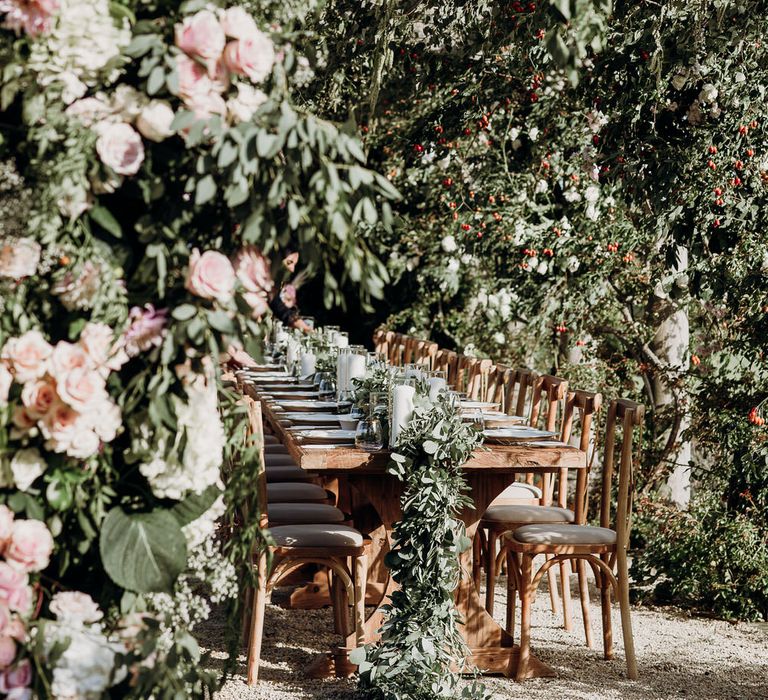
[0,0,396,695]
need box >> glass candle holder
[355,417,384,452]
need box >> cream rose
[49,591,103,626]
[226,83,267,123]
[184,90,227,121]
[78,322,118,374]
[9,448,45,492]
[1,331,52,383]
[185,249,236,303]
[175,9,225,62]
[222,31,275,83]
[220,6,259,40]
[95,122,145,176]
[0,365,11,406]
[6,519,53,573]
[20,379,56,419]
[176,54,211,100]
[0,238,41,279]
[136,100,175,143]
[49,341,89,382]
[56,367,106,412]
[0,563,30,613]
[0,507,13,553]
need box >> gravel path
[204,577,768,700]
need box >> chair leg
[515,553,534,682]
[472,528,483,592]
[485,530,499,614]
[577,559,594,648]
[246,552,268,685]
[353,554,368,647]
[546,554,560,616]
[617,550,638,679]
[560,559,573,632]
[241,584,254,643]
[505,548,517,641]
[331,568,349,635]
[600,567,614,660]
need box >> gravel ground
[203,576,768,700]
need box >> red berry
[713,187,722,195]
[734,160,744,170]
[713,219,720,228]
[746,148,755,157]
[750,120,758,128]
[708,145,717,154]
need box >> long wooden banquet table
[250,386,587,679]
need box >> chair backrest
[599,398,644,549]
[529,374,568,432]
[243,395,269,526]
[402,335,417,365]
[372,328,391,356]
[465,358,494,400]
[417,340,438,370]
[435,349,460,388]
[389,333,406,366]
[502,367,538,418]
[556,390,603,519]
[486,363,508,405]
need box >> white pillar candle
[347,353,367,390]
[427,377,447,401]
[286,341,298,367]
[336,334,349,349]
[300,351,316,378]
[390,384,415,447]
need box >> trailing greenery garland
[353,394,488,700]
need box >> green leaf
[171,485,222,526]
[349,646,367,665]
[545,29,570,68]
[172,304,197,321]
[256,131,281,158]
[89,205,123,239]
[170,109,197,132]
[207,309,236,334]
[147,66,165,95]
[100,508,187,593]
[217,140,239,168]
[195,175,217,206]
[125,34,157,58]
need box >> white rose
[10,448,46,491]
[49,591,103,627]
[95,122,145,176]
[535,179,548,194]
[493,332,506,344]
[699,83,718,103]
[586,204,599,221]
[0,364,11,405]
[58,72,87,105]
[670,71,687,91]
[0,237,40,279]
[529,127,539,142]
[447,258,460,273]
[584,185,600,203]
[220,6,259,39]
[226,83,267,124]
[441,235,458,253]
[136,100,175,142]
[110,85,147,121]
[567,256,580,272]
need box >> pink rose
[233,245,273,319]
[176,54,211,100]
[89,398,121,443]
[64,96,111,127]
[0,565,30,613]
[6,520,53,573]
[49,341,89,382]
[0,365,11,406]
[0,602,10,635]
[20,380,57,419]
[220,6,258,40]
[55,367,106,412]
[184,90,227,121]
[95,122,145,176]
[209,58,230,93]
[222,32,275,83]
[0,637,15,668]
[0,659,31,691]
[175,10,225,62]
[1,331,52,383]
[4,619,25,643]
[64,423,100,459]
[0,238,40,279]
[41,402,79,452]
[78,322,121,376]
[185,249,235,303]
[0,508,13,555]
[10,407,35,433]
[280,284,297,308]
[0,0,58,37]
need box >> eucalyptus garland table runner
[253,387,587,688]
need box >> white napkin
[427,377,447,401]
[390,384,415,447]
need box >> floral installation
[0,0,396,694]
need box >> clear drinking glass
[355,417,384,452]
[468,407,486,432]
[317,373,336,400]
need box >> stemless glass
[468,407,486,432]
[317,373,336,400]
[355,417,384,452]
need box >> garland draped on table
[353,395,489,700]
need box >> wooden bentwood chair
[241,397,369,685]
[503,398,643,681]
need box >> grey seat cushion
[509,524,616,546]
[264,454,298,466]
[269,524,363,548]
[266,482,327,503]
[265,465,315,483]
[265,444,290,454]
[493,482,543,501]
[264,434,280,445]
[268,503,346,525]
[483,505,574,524]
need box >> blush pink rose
[49,341,89,382]
[0,238,40,280]
[0,508,13,554]
[175,9,225,62]
[55,367,105,412]
[0,365,11,406]
[0,659,31,691]
[20,379,57,419]
[222,31,275,83]
[0,0,58,37]
[232,245,273,319]
[220,6,259,40]
[62,423,100,459]
[41,402,79,452]
[185,249,236,303]
[0,565,30,613]
[176,54,211,100]
[95,122,145,177]
[0,637,15,668]
[184,90,227,121]
[6,520,53,573]
[0,602,10,635]
[1,331,52,383]
[78,322,114,371]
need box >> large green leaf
[100,508,187,593]
[171,485,222,527]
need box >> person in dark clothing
[268,249,312,333]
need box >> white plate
[483,427,558,444]
[461,401,501,410]
[281,412,341,425]
[274,400,348,412]
[295,429,357,444]
[265,391,320,400]
[257,382,315,391]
